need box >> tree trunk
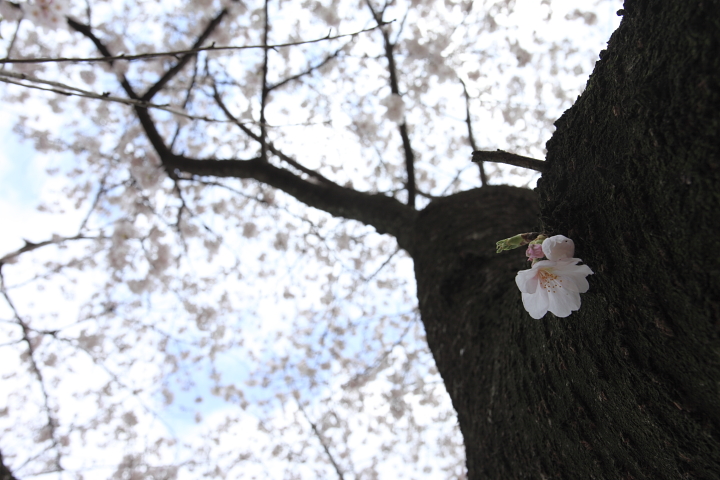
[412,0,720,478]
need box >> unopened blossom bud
[526,244,544,259]
[496,233,544,253]
[542,235,575,261]
[497,234,525,253]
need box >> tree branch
[268,41,347,92]
[142,9,227,101]
[461,79,487,185]
[471,149,547,173]
[212,86,335,186]
[67,11,225,104]
[170,57,200,149]
[66,19,142,101]
[0,24,390,65]
[0,235,102,269]
[297,403,345,480]
[0,17,23,72]
[259,0,270,162]
[0,71,226,123]
[68,14,417,251]
[365,0,416,209]
[0,272,61,473]
[166,155,417,251]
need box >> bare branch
[0,24,391,65]
[461,79,487,186]
[66,18,141,101]
[0,18,24,72]
[297,403,346,480]
[471,149,547,173]
[170,57,200,150]
[142,9,228,101]
[68,17,417,251]
[165,155,417,250]
[79,175,108,232]
[365,0,416,208]
[0,235,103,268]
[0,70,229,123]
[212,86,336,186]
[0,272,61,472]
[260,0,270,162]
[268,41,348,92]
[343,315,415,389]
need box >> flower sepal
[495,232,545,253]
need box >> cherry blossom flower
[25,0,68,31]
[516,258,593,319]
[515,235,593,319]
[0,1,23,22]
[380,94,406,123]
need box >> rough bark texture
[413,0,720,478]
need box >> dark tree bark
[413,0,720,478]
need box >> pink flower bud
[526,244,544,259]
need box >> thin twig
[79,175,109,231]
[0,18,24,72]
[365,0,416,208]
[342,314,416,389]
[439,163,474,197]
[0,234,103,267]
[297,403,346,480]
[0,271,62,472]
[471,149,547,173]
[141,9,227,101]
[170,57,200,150]
[0,24,391,65]
[83,0,92,24]
[364,247,399,283]
[183,178,325,233]
[0,71,229,123]
[212,85,335,186]
[259,0,270,162]
[461,79,487,185]
[268,40,347,92]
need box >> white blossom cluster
[0,0,70,30]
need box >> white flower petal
[547,289,581,317]
[563,271,591,293]
[522,291,549,319]
[515,268,539,294]
[554,260,593,293]
[558,274,586,293]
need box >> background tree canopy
[11,0,706,478]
